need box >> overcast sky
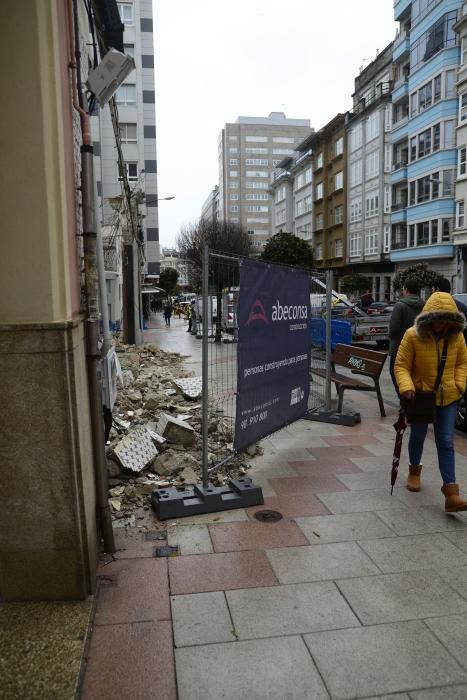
[152,0,396,249]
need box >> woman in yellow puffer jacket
[395,292,467,512]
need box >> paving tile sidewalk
[80,324,467,699]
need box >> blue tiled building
[391,0,462,278]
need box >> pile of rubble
[106,341,261,524]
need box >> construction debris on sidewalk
[106,341,262,524]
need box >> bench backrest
[332,343,387,378]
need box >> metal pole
[325,269,333,412]
[202,243,209,488]
[94,177,112,356]
[81,148,116,554]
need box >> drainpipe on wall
[68,0,115,554]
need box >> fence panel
[203,251,331,481]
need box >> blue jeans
[408,402,458,484]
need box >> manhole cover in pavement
[254,510,283,523]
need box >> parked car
[367,302,389,316]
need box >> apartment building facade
[92,0,160,274]
[454,3,467,290]
[270,133,314,244]
[346,44,395,302]
[390,0,462,280]
[201,185,220,222]
[310,115,348,277]
[218,112,311,252]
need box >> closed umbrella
[391,409,408,494]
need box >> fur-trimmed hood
[416,292,465,340]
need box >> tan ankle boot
[441,484,467,512]
[407,464,422,492]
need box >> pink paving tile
[168,550,278,594]
[289,459,361,477]
[94,558,170,625]
[208,520,308,552]
[308,445,373,460]
[269,475,349,496]
[81,621,176,700]
[324,435,384,446]
[111,528,166,559]
[246,494,330,519]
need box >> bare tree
[177,219,250,342]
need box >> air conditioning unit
[86,48,136,108]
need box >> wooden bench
[311,343,388,417]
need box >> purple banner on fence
[234,259,311,453]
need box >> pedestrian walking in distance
[394,292,467,511]
[186,303,192,332]
[163,302,172,328]
[388,278,424,395]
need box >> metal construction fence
[201,248,333,486]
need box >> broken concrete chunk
[113,427,159,473]
[172,377,202,399]
[179,466,199,484]
[110,498,121,512]
[157,412,196,446]
[120,370,135,388]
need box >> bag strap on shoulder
[434,339,448,392]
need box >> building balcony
[391,162,408,182]
[391,201,408,212]
[394,0,411,22]
[390,244,455,262]
[352,82,392,116]
[392,78,409,102]
[393,34,410,61]
[391,239,408,250]
[391,209,407,224]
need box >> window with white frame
[445,120,456,148]
[230,205,239,212]
[229,147,238,154]
[315,182,323,200]
[295,173,305,190]
[116,84,136,105]
[245,135,268,142]
[123,44,134,57]
[383,224,391,253]
[230,171,238,177]
[119,123,137,143]
[246,193,269,200]
[229,135,238,141]
[246,205,268,212]
[305,167,312,184]
[117,3,134,24]
[350,159,362,186]
[118,161,138,181]
[246,158,268,166]
[366,112,379,142]
[229,158,238,165]
[247,181,268,189]
[335,205,343,224]
[350,197,362,222]
[272,160,282,166]
[335,239,343,257]
[275,186,285,202]
[296,199,304,216]
[273,136,295,143]
[246,170,268,177]
[446,70,456,98]
[276,208,286,225]
[245,147,268,154]
[457,201,465,229]
[463,38,467,64]
[384,145,392,172]
[459,147,467,177]
[350,231,362,257]
[365,190,379,218]
[230,194,239,200]
[315,213,323,229]
[384,105,392,132]
[350,123,362,151]
[365,227,378,254]
[273,149,293,155]
[335,171,343,190]
[459,93,467,123]
[315,243,323,259]
[366,150,379,180]
[316,152,323,169]
[384,186,391,213]
[335,137,343,156]
[247,217,268,223]
[305,195,312,212]
[230,182,239,189]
